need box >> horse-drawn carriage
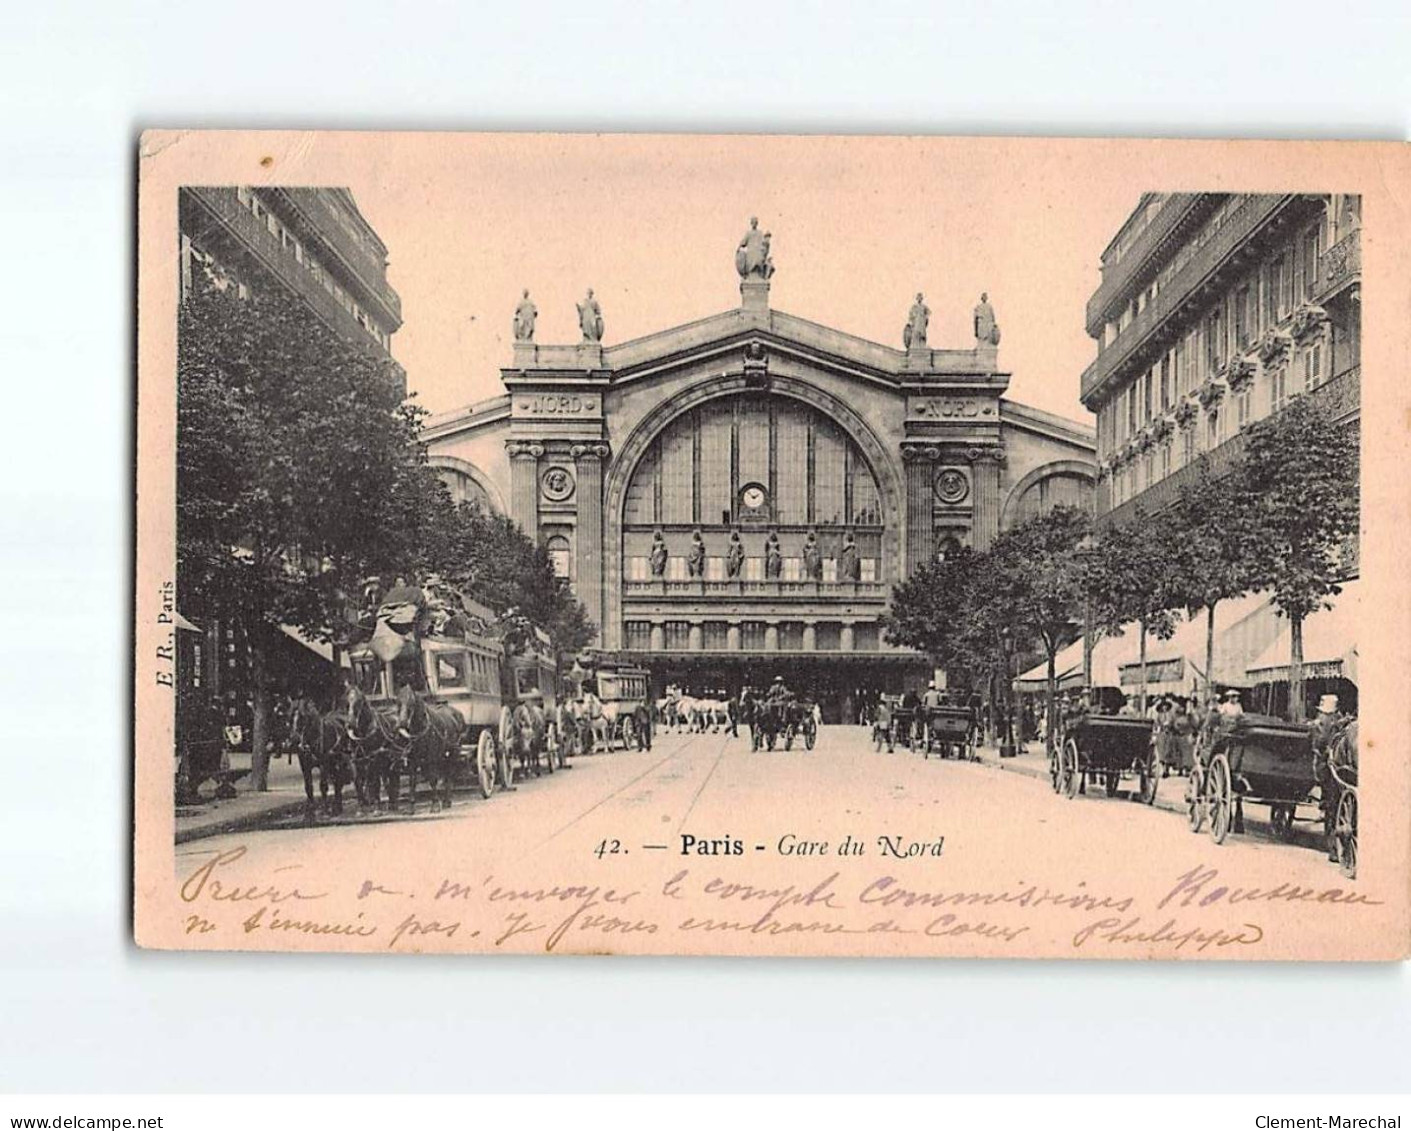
[750,695,817,751]
[568,660,651,754]
[1053,713,1158,804]
[872,695,917,752]
[921,704,978,761]
[1185,714,1321,847]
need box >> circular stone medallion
[934,468,970,505]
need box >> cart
[1185,714,1317,845]
[596,663,652,751]
[922,705,978,761]
[1054,714,1158,804]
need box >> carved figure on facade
[513,289,537,342]
[735,216,775,279]
[725,530,745,579]
[838,532,861,582]
[1290,302,1330,344]
[764,531,783,579]
[541,465,575,502]
[802,531,822,580]
[577,288,605,343]
[649,530,669,578]
[686,530,707,578]
[903,293,929,350]
[973,292,1001,346]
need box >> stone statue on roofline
[974,292,1001,347]
[513,289,537,342]
[904,292,929,350]
[736,216,775,279]
[577,288,604,343]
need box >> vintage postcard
[135,132,1410,958]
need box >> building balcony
[273,188,403,325]
[187,187,405,386]
[1309,228,1361,304]
[1085,194,1204,334]
[1100,364,1360,527]
[1081,194,1293,408]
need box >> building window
[740,622,766,650]
[663,621,691,651]
[1160,440,1172,479]
[822,558,838,583]
[624,622,653,651]
[1182,428,1195,467]
[778,623,803,651]
[1236,388,1252,430]
[1159,355,1172,411]
[1142,369,1153,424]
[860,558,877,583]
[1234,284,1253,350]
[626,556,649,582]
[1301,226,1321,300]
[1267,254,1288,324]
[1204,309,1223,374]
[666,556,688,582]
[1305,342,1324,390]
[1270,367,1288,414]
[742,556,764,582]
[546,535,571,580]
[1206,409,1221,450]
[704,622,730,651]
[782,557,802,581]
[705,556,726,582]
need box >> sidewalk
[175,751,313,844]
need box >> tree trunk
[1138,619,1148,714]
[250,633,271,792]
[1045,647,1058,755]
[1289,612,1306,723]
[1205,602,1217,705]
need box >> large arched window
[545,534,572,580]
[1008,471,1094,527]
[622,394,883,529]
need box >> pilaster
[571,442,610,645]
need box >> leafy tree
[883,546,984,682]
[1087,506,1185,714]
[1238,394,1359,720]
[983,505,1091,748]
[419,499,594,657]
[1166,455,1262,704]
[178,279,433,789]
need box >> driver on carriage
[767,676,794,704]
[921,681,944,712]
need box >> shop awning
[278,623,351,667]
[1246,582,1360,684]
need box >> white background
[2,0,1409,1095]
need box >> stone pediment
[505,306,1008,393]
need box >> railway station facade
[424,238,1095,717]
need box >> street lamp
[1075,532,1101,696]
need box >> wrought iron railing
[1081,194,1291,404]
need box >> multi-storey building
[178,186,405,393]
[425,227,1097,716]
[1082,193,1360,524]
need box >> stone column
[903,445,938,576]
[801,621,816,652]
[840,621,855,653]
[764,621,779,651]
[571,443,609,644]
[969,446,1005,551]
[507,441,543,544]
[688,621,704,652]
[726,623,741,651]
[650,622,665,652]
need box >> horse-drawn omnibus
[346,625,510,807]
[590,661,652,751]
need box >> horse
[394,683,463,813]
[344,683,405,812]
[578,690,610,752]
[752,699,783,751]
[555,700,580,762]
[285,695,352,818]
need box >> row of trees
[177,280,592,789]
[884,392,1358,738]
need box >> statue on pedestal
[838,532,861,581]
[735,216,775,279]
[802,530,822,580]
[513,289,537,342]
[686,530,707,578]
[903,292,929,350]
[973,292,1001,346]
[649,530,669,578]
[764,531,783,579]
[577,288,605,343]
[726,530,745,579]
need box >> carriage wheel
[1207,753,1233,845]
[784,727,795,752]
[1062,739,1081,800]
[1185,765,1206,833]
[542,727,557,774]
[1335,790,1358,879]
[805,722,816,751]
[495,730,516,791]
[1049,745,1062,793]
[475,731,496,800]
